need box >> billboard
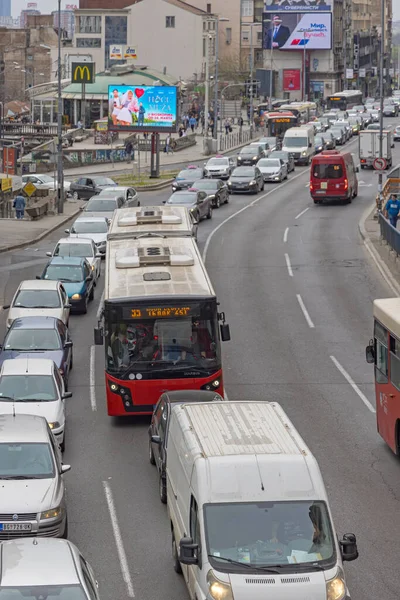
[124,46,137,59]
[283,69,301,91]
[110,45,123,60]
[108,85,178,133]
[264,0,332,11]
[3,147,16,176]
[263,12,331,50]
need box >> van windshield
[312,164,343,179]
[204,501,336,571]
[284,137,308,147]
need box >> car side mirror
[309,142,312,148]
[86,276,93,282]
[36,275,41,280]
[46,252,52,257]
[61,464,71,474]
[62,391,73,399]
[340,533,358,562]
[94,327,103,346]
[151,435,161,445]
[65,304,72,309]
[95,253,102,258]
[64,340,73,348]
[2,305,10,310]
[162,200,166,204]
[220,323,231,342]
[366,341,375,364]
[356,166,359,173]
[179,537,199,565]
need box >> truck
[359,129,393,169]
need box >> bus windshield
[105,300,221,378]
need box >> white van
[167,401,358,600]
[283,126,315,165]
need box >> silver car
[0,413,70,539]
[97,185,139,206]
[65,216,109,256]
[257,158,288,182]
[46,237,102,283]
[0,538,100,599]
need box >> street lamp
[378,0,385,211]
[213,15,229,140]
[241,22,258,137]
[56,0,64,213]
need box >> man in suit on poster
[265,15,291,49]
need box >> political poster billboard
[264,0,332,12]
[108,85,178,132]
[263,12,331,50]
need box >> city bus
[107,205,198,240]
[366,298,400,454]
[277,102,317,123]
[326,91,363,111]
[258,111,299,136]
[94,230,231,416]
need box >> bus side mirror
[220,323,231,342]
[179,537,199,565]
[94,327,103,346]
[340,533,359,562]
[366,340,375,364]
[356,166,359,173]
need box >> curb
[0,205,83,255]
[130,178,174,192]
[358,201,400,296]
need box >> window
[190,496,202,566]
[255,50,263,65]
[257,30,262,42]
[390,336,400,390]
[207,3,211,12]
[166,16,175,28]
[78,15,101,34]
[375,320,388,384]
[312,164,344,179]
[241,0,253,17]
[254,0,263,22]
[77,38,101,48]
[241,30,249,43]
[226,27,232,44]
[105,15,127,66]
[203,37,206,58]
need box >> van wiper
[0,396,15,402]
[273,562,325,571]
[208,555,281,574]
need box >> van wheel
[346,192,352,204]
[149,440,156,465]
[353,187,358,198]
[159,471,167,504]
[172,533,183,574]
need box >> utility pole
[249,25,254,137]
[213,17,219,140]
[204,35,210,139]
[378,0,385,210]
[303,30,307,101]
[56,0,64,214]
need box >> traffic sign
[373,157,387,171]
[23,181,37,197]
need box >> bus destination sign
[275,118,291,123]
[125,306,192,319]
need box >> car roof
[163,390,223,404]
[0,357,55,376]
[48,256,86,266]
[19,280,59,291]
[93,176,115,182]
[56,237,93,245]
[172,190,197,194]
[0,538,80,586]
[101,186,131,192]
[74,216,108,223]
[0,413,50,444]
[8,316,61,330]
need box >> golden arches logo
[73,65,91,82]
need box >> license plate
[0,522,32,531]
[316,190,326,195]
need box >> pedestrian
[239,116,244,127]
[384,193,400,228]
[189,115,197,132]
[224,118,230,135]
[125,141,133,163]
[165,134,174,154]
[13,193,26,220]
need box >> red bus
[256,109,299,136]
[366,298,400,454]
[94,207,231,416]
[310,150,359,205]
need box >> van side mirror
[94,327,103,346]
[46,252,52,257]
[151,435,161,445]
[2,305,10,310]
[340,533,358,562]
[220,323,231,342]
[62,391,73,399]
[61,464,71,474]
[64,229,70,234]
[356,166,359,173]
[366,340,375,364]
[309,142,312,148]
[179,537,199,565]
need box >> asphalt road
[0,119,398,600]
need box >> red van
[310,150,359,204]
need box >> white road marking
[283,227,289,243]
[202,169,309,263]
[224,387,229,401]
[295,207,310,220]
[90,345,97,412]
[284,253,293,277]
[103,481,135,598]
[296,294,315,328]
[330,355,376,414]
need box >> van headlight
[326,568,346,600]
[302,151,307,156]
[207,571,233,600]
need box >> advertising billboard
[71,62,95,83]
[263,12,331,50]
[3,147,16,176]
[283,69,301,91]
[108,85,178,133]
[110,45,123,60]
[264,0,332,11]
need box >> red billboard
[283,69,301,91]
[3,147,16,175]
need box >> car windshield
[0,586,87,600]
[207,158,228,166]
[94,177,116,186]
[167,193,196,205]
[0,375,58,401]
[13,290,60,309]
[36,175,54,183]
[54,243,93,258]
[85,199,116,212]
[260,138,276,146]
[177,169,202,179]
[43,265,83,283]
[240,148,257,155]
[204,501,335,571]
[284,137,308,147]
[258,159,281,168]
[72,220,108,234]
[270,152,287,160]
[0,442,55,479]
[313,163,343,179]
[315,138,324,145]
[5,328,60,351]
[192,180,218,190]
[232,168,254,176]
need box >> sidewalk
[0,199,85,254]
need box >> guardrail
[379,211,400,256]
[3,123,70,137]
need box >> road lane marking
[283,227,289,243]
[103,481,135,598]
[330,355,376,414]
[296,294,315,328]
[295,207,310,220]
[203,169,310,263]
[224,387,229,401]
[284,253,293,277]
[90,345,97,412]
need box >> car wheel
[172,532,182,574]
[61,517,68,539]
[261,181,264,191]
[72,191,79,200]
[82,296,88,314]
[69,352,73,370]
[149,440,156,465]
[89,286,94,302]
[60,432,65,453]
[207,206,213,219]
[225,193,229,204]
[215,196,220,209]
[353,186,358,198]
[159,471,167,504]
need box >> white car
[65,216,108,256]
[46,237,102,283]
[3,280,71,330]
[257,158,288,182]
[0,358,72,451]
[22,174,72,194]
[204,156,235,180]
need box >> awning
[61,93,107,100]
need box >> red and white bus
[366,298,400,454]
[94,206,230,416]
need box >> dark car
[37,257,95,314]
[237,145,265,166]
[323,131,336,149]
[269,150,295,173]
[191,178,229,208]
[383,101,398,117]
[0,316,73,389]
[149,390,223,503]
[329,127,346,145]
[314,135,327,154]
[227,166,264,194]
[171,166,204,192]
[70,176,117,200]
[164,189,212,221]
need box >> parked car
[191,179,229,208]
[83,196,124,221]
[38,257,95,315]
[171,166,204,191]
[69,176,117,200]
[97,186,139,206]
[0,358,72,451]
[0,414,70,539]
[46,237,102,283]
[269,150,295,173]
[164,189,212,221]
[314,135,327,154]
[149,390,223,503]
[22,174,72,195]
[256,158,288,182]
[65,216,109,256]
[237,145,265,166]
[323,131,337,149]
[394,125,400,141]
[227,166,264,193]
[204,156,235,179]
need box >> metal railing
[218,127,254,152]
[3,123,70,137]
[379,211,400,256]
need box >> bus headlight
[326,568,346,600]
[201,379,220,391]
[207,571,233,600]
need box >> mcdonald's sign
[71,62,95,84]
